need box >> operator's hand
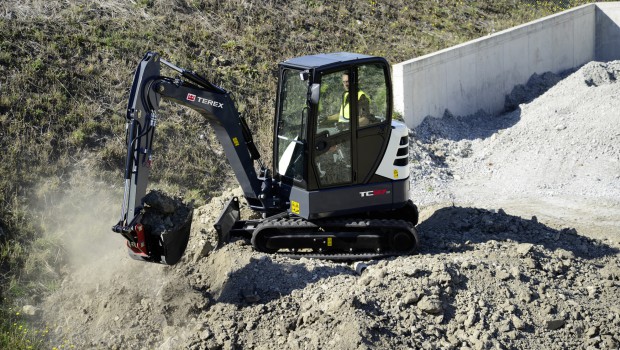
[318,117,332,128]
[359,116,369,127]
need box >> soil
[37,61,620,349]
[140,190,193,265]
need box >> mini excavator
[112,52,419,264]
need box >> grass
[0,305,48,350]
[0,0,601,347]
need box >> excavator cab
[273,53,410,220]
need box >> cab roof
[281,52,376,69]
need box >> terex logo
[360,189,390,197]
[186,93,224,109]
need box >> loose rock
[546,319,565,330]
[418,297,443,315]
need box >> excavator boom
[113,52,282,264]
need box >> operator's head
[342,73,349,92]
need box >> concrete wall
[596,2,620,61]
[393,2,620,128]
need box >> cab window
[313,69,352,187]
[276,69,307,182]
[357,64,388,127]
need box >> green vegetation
[0,306,46,350]
[0,0,599,347]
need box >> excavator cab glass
[275,68,308,184]
[274,53,393,194]
[309,62,393,190]
[313,69,353,187]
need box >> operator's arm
[326,113,340,122]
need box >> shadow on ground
[417,205,618,260]
[213,255,354,306]
[414,69,573,143]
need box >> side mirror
[310,83,320,105]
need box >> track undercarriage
[216,197,419,260]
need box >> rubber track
[252,217,418,260]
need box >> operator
[326,72,373,127]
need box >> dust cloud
[34,170,141,287]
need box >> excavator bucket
[127,211,192,265]
[117,190,193,265]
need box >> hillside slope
[0,0,576,208]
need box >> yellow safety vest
[339,90,369,122]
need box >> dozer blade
[213,197,240,247]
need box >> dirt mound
[38,61,620,349]
[41,198,620,350]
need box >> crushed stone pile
[38,61,620,349]
[410,61,620,235]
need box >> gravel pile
[38,61,620,349]
[410,61,620,236]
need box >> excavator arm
[112,52,280,264]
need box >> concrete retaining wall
[393,2,620,128]
[596,2,620,61]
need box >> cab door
[311,68,354,188]
[309,62,392,189]
[355,62,392,183]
